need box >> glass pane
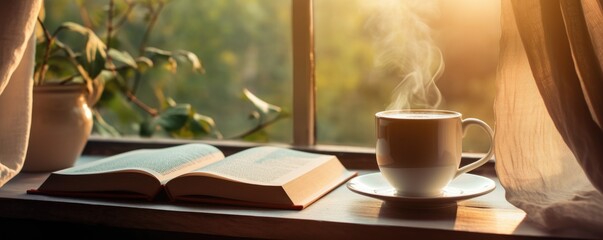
[42,0,292,143]
[315,0,500,153]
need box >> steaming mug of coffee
[375,109,494,197]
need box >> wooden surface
[0,156,597,239]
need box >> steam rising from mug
[364,0,444,110]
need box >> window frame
[292,0,316,147]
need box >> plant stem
[114,1,135,29]
[138,1,164,56]
[133,1,164,95]
[231,115,285,139]
[126,91,158,117]
[107,0,114,49]
[105,0,158,117]
[77,2,94,29]
[36,17,54,85]
[106,0,114,65]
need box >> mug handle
[455,118,494,178]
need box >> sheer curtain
[0,1,41,187]
[495,0,603,233]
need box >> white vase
[22,84,93,172]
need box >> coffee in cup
[375,109,494,197]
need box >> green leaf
[243,88,281,116]
[145,47,204,74]
[166,57,178,73]
[145,47,172,59]
[87,48,106,80]
[175,50,205,74]
[108,49,137,69]
[57,22,89,35]
[57,22,107,80]
[139,119,155,137]
[47,39,93,85]
[190,113,215,135]
[58,22,106,63]
[136,57,154,72]
[144,47,179,73]
[155,104,191,131]
[166,98,177,107]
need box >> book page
[190,146,333,185]
[57,144,225,181]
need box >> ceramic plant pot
[23,84,94,172]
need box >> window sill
[83,136,492,170]
[0,139,592,239]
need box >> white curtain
[496,0,603,234]
[0,1,42,187]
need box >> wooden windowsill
[81,136,492,170]
[0,141,595,239]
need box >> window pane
[315,0,500,153]
[43,0,292,143]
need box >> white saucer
[346,172,495,207]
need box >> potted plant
[23,7,107,171]
[24,0,288,172]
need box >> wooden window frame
[292,0,316,147]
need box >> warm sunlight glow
[454,206,526,234]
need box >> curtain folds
[495,0,603,233]
[0,1,42,187]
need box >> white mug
[375,109,494,197]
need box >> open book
[28,144,356,210]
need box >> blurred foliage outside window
[43,0,293,142]
[45,0,500,153]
